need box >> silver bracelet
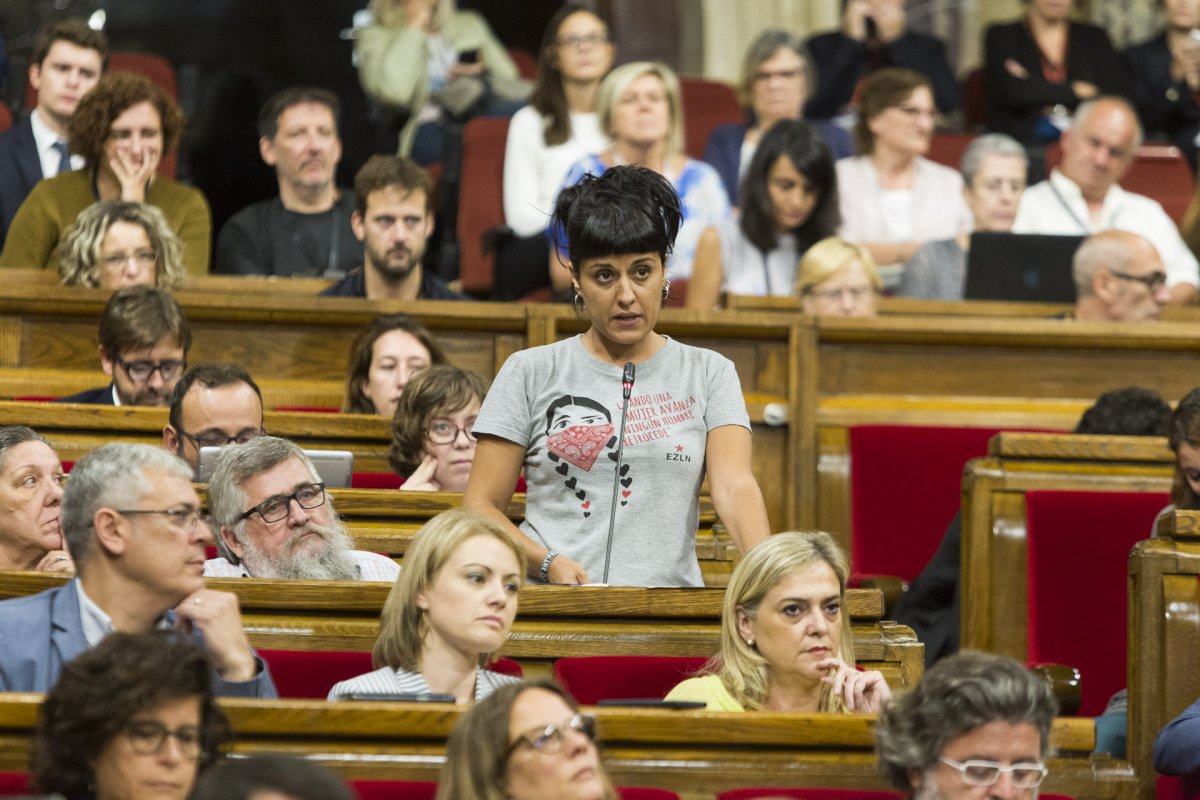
[539,550,559,582]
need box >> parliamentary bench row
[0,694,1107,799]
[0,573,922,690]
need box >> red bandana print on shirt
[546,423,614,471]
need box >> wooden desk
[961,432,1173,660]
[0,695,1112,798]
[0,574,920,688]
[1128,511,1200,800]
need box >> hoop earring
[572,291,585,313]
[661,280,671,302]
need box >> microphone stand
[601,362,635,584]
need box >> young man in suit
[0,20,107,247]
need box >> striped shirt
[327,666,519,701]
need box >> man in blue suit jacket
[0,20,105,248]
[0,442,275,697]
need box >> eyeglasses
[115,507,208,533]
[179,427,264,450]
[101,249,157,270]
[113,356,186,383]
[425,420,476,445]
[237,482,326,524]
[938,757,1048,789]
[805,285,877,302]
[753,68,804,83]
[125,719,203,760]
[508,713,597,757]
[556,32,611,49]
[1109,268,1167,291]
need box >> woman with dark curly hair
[342,313,448,416]
[389,364,489,492]
[0,71,211,275]
[31,629,230,800]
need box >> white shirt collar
[28,109,82,176]
[75,578,114,648]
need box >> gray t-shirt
[474,336,750,587]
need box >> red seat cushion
[351,780,437,800]
[848,426,1017,584]
[0,772,30,793]
[679,78,743,160]
[458,117,510,294]
[620,789,682,800]
[718,790,902,800]
[258,649,374,699]
[1025,490,1167,716]
[352,472,405,489]
[554,655,709,705]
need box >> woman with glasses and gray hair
[388,364,489,492]
[704,29,852,207]
[436,678,617,800]
[898,133,1029,300]
[875,651,1057,798]
[59,200,186,291]
[30,629,231,800]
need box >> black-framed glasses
[1109,268,1167,291]
[507,713,597,757]
[115,508,208,533]
[180,427,264,450]
[125,719,203,759]
[113,356,186,383]
[425,420,476,445]
[237,482,326,524]
[555,32,611,49]
[938,757,1048,789]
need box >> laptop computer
[195,447,354,488]
[964,232,1084,303]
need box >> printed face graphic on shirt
[546,401,614,471]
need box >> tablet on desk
[196,447,354,487]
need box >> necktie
[52,140,71,175]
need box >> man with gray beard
[204,436,399,582]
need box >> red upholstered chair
[554,655,710,705]
[619,789,682,800]
[1025,490,1168,716]
[351,472,405,490]
[351,780,437,800]
[679,77,743,160]
[458,117,510,295]
[0,102,11,134]
[925,133,975,171]
[848,426,1019,587]
[260,650,522,698]
[259,649,373,699]
[1044,142,1194,223]
[718,790,902,800]
[271,405,340,413]
[961,68,987,131]
[0,772,30,793]
[508,48,538,80]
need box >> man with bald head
[1072,230,1170,321]
[1015,96,1198,304]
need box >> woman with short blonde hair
[796,237,882,318]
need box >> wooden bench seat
[0,694,1109,798]
[961,432,1173,660]
[0,574,921,688]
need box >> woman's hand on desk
[547,554,588,585]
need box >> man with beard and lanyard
[215,86,362,277]
[319,155,466,300]
[204,436,399,581]
[875,651,1057,799]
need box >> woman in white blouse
[835,67,971,273]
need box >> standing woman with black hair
[498,4,614,300]
[686,120,840,309]
[465,165,770,587]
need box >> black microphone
[602,362,635,584]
